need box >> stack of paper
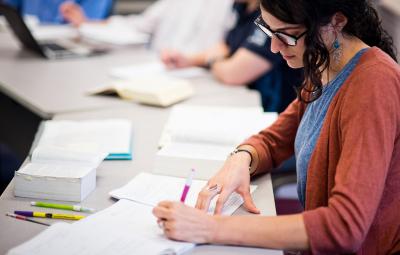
[154,105,278,179]
[8,172,257,255]
[14,145,106,201]
[14,119,133,202]
[14,156,102,202]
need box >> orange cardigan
[243,47,400,254]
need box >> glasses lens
[257,25,273,37]
[276,33,297,46]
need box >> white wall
[379,0,400,61]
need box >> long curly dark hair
[260,0,397,103]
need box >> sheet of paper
[17,162,94,178]
[110,172,257,216]
[109,62,206,80]
[7,200,194,255]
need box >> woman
[153,0,400,254]
[161,0,302,112]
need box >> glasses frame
[254,15,307,47]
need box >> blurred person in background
[161,0,303,113]
[2,0,113,26]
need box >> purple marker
[180,168,195,203]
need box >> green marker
[31,201,95,213]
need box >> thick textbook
[89,76,194,107]
[14,147,106,202]
[154,105,278,179]
[14,119,132,202]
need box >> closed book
[14,162,97,202]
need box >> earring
[332,38,342,66]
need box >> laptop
[0,3,107,59]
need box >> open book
[154,105,278,180]
[33,119,132,160]
[89,76,194,107]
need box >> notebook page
[109,172,257,216]
[164,105,278,146]
[7,200,194,255]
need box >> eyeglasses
[254,15,307,46]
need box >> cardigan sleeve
[240,99,305,175]
[303,62,400,254]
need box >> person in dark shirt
[161,0,303,112]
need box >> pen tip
[30,201,36,206]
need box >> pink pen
[180,168,195,203]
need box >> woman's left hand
[152,201,216,243]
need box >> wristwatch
[204,56,223,70]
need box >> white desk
[0,28,281,255]
[0,107,281,255]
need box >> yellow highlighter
[14,211,84,220]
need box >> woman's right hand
[195,152,260,215]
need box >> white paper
[36,119,132,156]
[17,162,94,179]
[79,19,150,45]
[110,62,206,80]
[32,146,106,167]
[31,25,79,41]
[7,200,195,255]
[161,105,278,146]
[110,172,257,216]
[158,142,233,161]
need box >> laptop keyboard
[41,43,68,51]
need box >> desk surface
[0,30,258,119]
[0,107,281,255]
